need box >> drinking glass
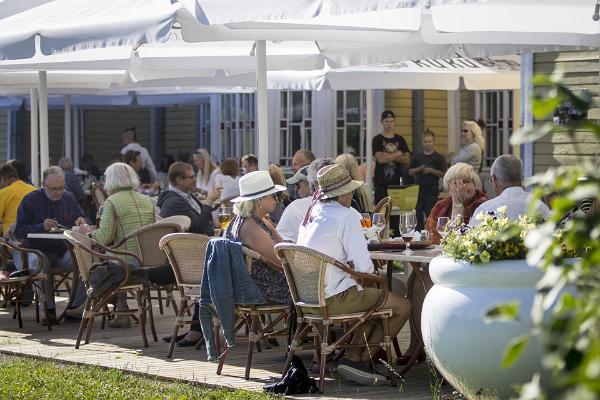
[218,207,233,230]
[437,217,450,241]
[371,213,386,239]
[360,213,372,228]
[399,211,417,255]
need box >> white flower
[496,205,507,215]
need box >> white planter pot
[422,256,553,400]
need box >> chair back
[117,222,182,268]
[387,185,419,211]
[373,196,392,224]
[63,230,95,283]
[159,233,210,287]
[91,183,108,209]
[275,243,338,312]
[157,215,191,232]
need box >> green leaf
[502,334,530,368]
[510,123,554,145]
[532,96,562,119]
[484,301,520,323]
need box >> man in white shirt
[297,164,411,386]
[120,127,157,183]
[276,159,332,242]
[470,154,550,225]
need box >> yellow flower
[480,251,491,263]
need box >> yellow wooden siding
[164,106,197,157]
[385,90,413,147]
[532,50,600,174]
[83,108,151,169]
[0,111,7,164]
[423,90,448,155]
[460,90,473,123]
[17,109,65,168]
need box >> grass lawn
[0,354,277,400]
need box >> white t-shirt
[470,186,550,226]
[196,168,220,193]
[276,197,312,242]
[297,202,374,299]
[214,174,240,201]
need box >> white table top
[27,232,67,240]
[370,245,443,263]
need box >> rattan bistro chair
[112,220,188,315]
[0,238,52,330]
[274,243,396,393]
[216,244,291,380]
[63,230,156,349]
[159,232,212,359]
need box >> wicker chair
[274,243,396,393]
[112,220,187,315]
[90,182,108,209]
[215,244,291,380]
[0,238,52,330]
[63,230,156,348]
[158,232,213,359]
[373,196,392,232]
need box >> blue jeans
[28,251,87,310]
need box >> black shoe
[162,332,188,343]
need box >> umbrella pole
[366,89,374,196]
[30,88,39,186]
[64,95,72,160]
[38,71,49,175]
[255,40,269,170]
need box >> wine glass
[218,207,233,231]
[371,212,386,239]
[399,211,417,255]
[437,217,450,241]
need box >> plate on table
[368,240,433,251]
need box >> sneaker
[337,358,388,386]
[107,314,131,329]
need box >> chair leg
[167,299,188,359]
[15,285,23,328]
[283,322,309,377]
[137,290,149,348]
[144,288,157,342]
[319,324,330,394]
[75,298,91,349]
[101,304,109,329]
[244,314,259,380]
[383,317,397,387]
[156,288,164,315]
[84,301,95,344]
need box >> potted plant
[421,208,574,399]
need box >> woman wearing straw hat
[227,171,291,304]
[297,164,411,385]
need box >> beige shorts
[304,286,382,316]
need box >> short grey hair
[443,163,481,191]
[58,157,73,171]
[233,199,258,218]
[307,158,334,192]
[104,162,140,193]
[491,154,523,183]
[42,166,64,183]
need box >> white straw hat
[230,171,286,203]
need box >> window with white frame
[197,103,211,150]
[219,93,255,161]
[474,90,514,170]
[335,90,367,163]
[279,91,312,167]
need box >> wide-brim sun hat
[230,170,286,203]
[286,166,309,185]
[317,164,363,199]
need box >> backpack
[263,355,318,394]
[86,261,146,299]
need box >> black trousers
[416,185,439,231]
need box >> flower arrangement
[443,206,537,264]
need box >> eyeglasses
[461,129,469,133]
[184,175,196,179]
[45,186,65,192]
[462,179,473,184]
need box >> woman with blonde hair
[425,162,487,244]
[451,120,486,172]
[335,153,374,213]
[193,149,220,194]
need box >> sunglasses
[461,129,470,133]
